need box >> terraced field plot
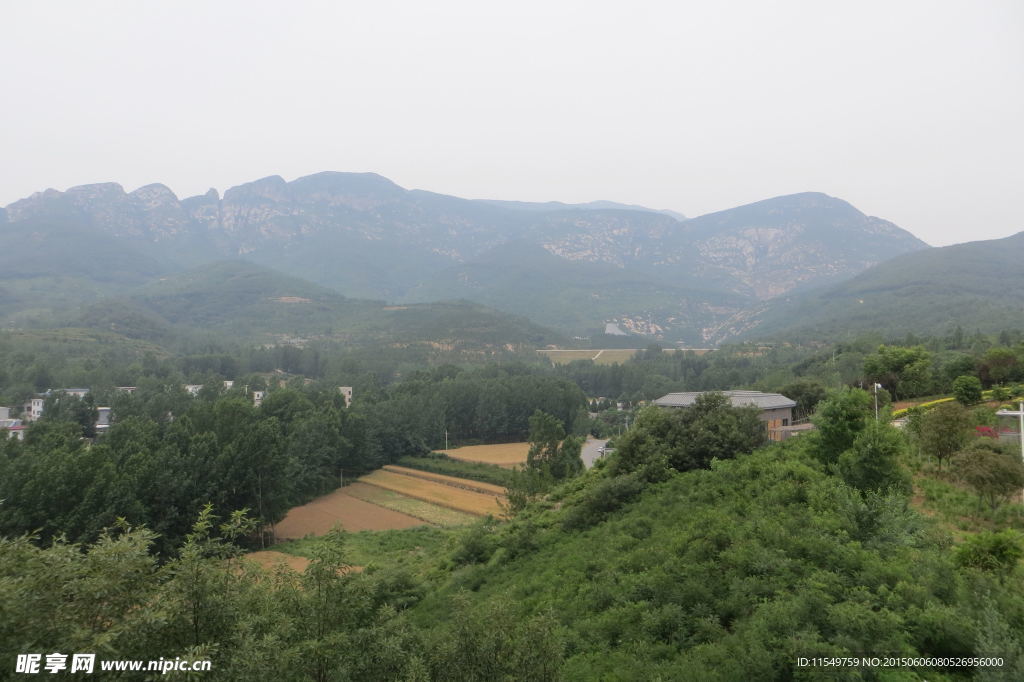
[345,482,478,527]
[382,464,507,495]
[440,442,530,468]
[274,487,426,539]
[359,469,506,517]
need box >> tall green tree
[954,441,1024,510]
[810,388,872,465]
[952,375,983,405]
[838,421,912,494]
[919,402,973,470]
[525,410,582,480]
[863,345,932,399]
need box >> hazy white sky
[2,0,1021,246]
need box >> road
[581,437,609,469]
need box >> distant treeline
[0,366,585,553]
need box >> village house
[1,407,25,440]
[95,407,112,435]
[21,388,91,422]
[653,390,798,442]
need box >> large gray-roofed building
[653,390,796,411]
[653,390,797,442]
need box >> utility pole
[445,429,448,451]
[873,383,881,421]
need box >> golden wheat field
[440,442,530,468]
[344,482,478,527]
[359,469,506,517]
[274,486,427,539]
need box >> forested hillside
[739,232,1024,342]
[6,388,1024,679]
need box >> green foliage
[837,421,912,495]
[613,394,764,476]
[863,345,932,400]
[953,374,984,405]
[954,441,1024,510]
[397,455,513,487]
[525,410,583,481]
[919,402,974,469]
[423,596,563,681]
[809,387,872,465]
[955,530,1024,578]
[780,378,827,419]
[414,441,1024,678]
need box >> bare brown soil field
[274,487,426,539]
[345,482,478,527]
[441,442,530,468]
[382,464,507,496]
[359,470,506,517]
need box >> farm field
[359,469,506,517]
[382,464,507,495]
[441,442,530,468]
[345,482,478,527]
[274,486,426,539]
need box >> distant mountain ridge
[729,232,1024,342]
[3,172,929,343]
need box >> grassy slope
[407,443,1021,680]
[745,232,1024,342]
[68,260,566,348]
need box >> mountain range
[1,172,934,344]
[729,231,1024,342]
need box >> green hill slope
[79,261,565,348]
[410,439,1020,679]
[409,241,748,343]
[737,231,1024,342]
[0,215,166,326]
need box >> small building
[58,388,90,400]
[338,386,353,408]
[223,380,235,390]
[653,390,797,442]
[184,384,203,396]
[115,386,137,394]
[5,425,27,441]
[23,398,45,422]
[252,390,266,408]
[95,407,112,435]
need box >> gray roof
[653,390,796,411]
